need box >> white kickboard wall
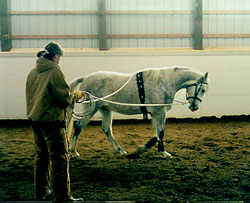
[1,49,250,120]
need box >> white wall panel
[1,50,250,119]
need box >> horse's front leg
[100,109,127,155]
[157,128,172,159]
[135,112,172,158]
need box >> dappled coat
[26,57,77,122]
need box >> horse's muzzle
[189,104,199,112]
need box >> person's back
[26,42,83,201]
[26,56,73,122]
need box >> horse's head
[186,72,209,112]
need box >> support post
[192,0,203,50]
[98,0,108,51]
[0,0,12,51]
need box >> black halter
[186,78,208,103]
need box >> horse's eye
[201,89,205,93]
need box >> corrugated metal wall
[10,0,99,48]
[106,0,192,48]
[0,18,1,50]
[9,0,193,49]
[203,0,250,47]
[4,0,250,49]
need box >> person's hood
[36,57,58,73]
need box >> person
[26,42,83,201]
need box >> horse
[67,66,209,158]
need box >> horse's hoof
[120,150,128,155]
[115,149,127,155]
[136,145,147,154]
[115,146,128,155]
[70,151,80,158]
[158,151,172,159]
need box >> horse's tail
[67,77,84,132]
[69,77,84,93]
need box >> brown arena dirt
[0,116,249,201]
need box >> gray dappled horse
[68,66,209,158]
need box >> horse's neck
[174,69,202,91]
[142,67,202,92]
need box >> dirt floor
[0,116,249,201]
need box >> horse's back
[85,71,130,79]
[80,71,132,97]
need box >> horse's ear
[204,72,208,81]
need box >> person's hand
[75,91,84,101]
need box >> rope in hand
[73,92,188,119]
[72,74,188,120]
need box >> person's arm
[48,68,80,109]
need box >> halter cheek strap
[186,80,208,102]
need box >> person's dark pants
[32,121,72,201]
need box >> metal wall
[10,0,99,48]
[0,18,1,49]
[9,0,193,49]
[203,0,250,47]
[5,0,250,49]
[106,0,192,48]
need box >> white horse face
[186,72,209,112]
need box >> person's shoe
[54,196,83,202]
[41,188,53,200]
[34,193,53,201]
[69,197,83,201]
[42,193,53,201]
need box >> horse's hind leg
[100,108,127,155]
[70,111,97,157]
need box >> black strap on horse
[136,71,148,120]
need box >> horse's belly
[106,105,142,115]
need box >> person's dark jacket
[26,57,77,122]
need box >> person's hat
[45,42,64,56]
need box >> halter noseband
[186,78,208,103]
